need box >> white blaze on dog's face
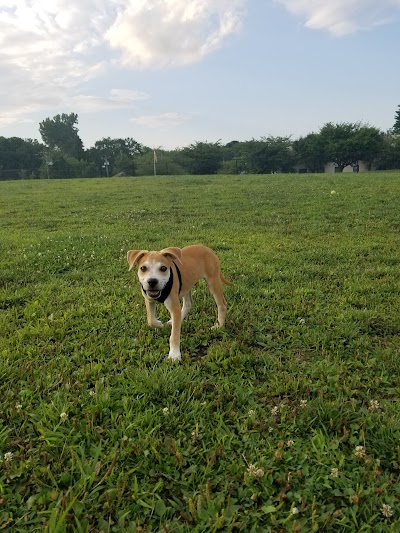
[137,253,171,300]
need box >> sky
[1,0,400,150]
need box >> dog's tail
[221,274,234,286]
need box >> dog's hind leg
[181,291,192,321]
[206,278,227,329]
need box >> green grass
[1,172,400,532]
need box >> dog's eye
[160,265,168,272]
[140,266,147,272]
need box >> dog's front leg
[167,291,192,326]
[164,296,182,361]
[145,299,163,328]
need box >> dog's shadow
[184,317,229,361]
[152,284,232,361]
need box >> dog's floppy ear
[127,250,148,271]
[160,247,183,266]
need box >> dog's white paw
[168,349,181,361]
[211,322,222,330]
[152,320,164,329]
[166,319,172,327]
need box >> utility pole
[153,149,157,177]
[103,159,110,177]
[45,158,53,179]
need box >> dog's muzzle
[144,278,162,299]
[145,289,161,299]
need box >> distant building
[294,161,375,173]
[324,161,373,173]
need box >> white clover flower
[292,507,299,515]
[191,426,201,441]
[248,409,256,417]
[247,464,264,478]
[331,190,337,195]
[271,406,279,416]
[368,400,380,412]
[15,403,22,412]
[162,407,169,416]
[60,412,68,422]
[247,464,257,476]
[354,445,366,458]
[287,440,295,448]
[331,468,339,478]
[4,452,13,463]
[255,467,264,477]
[298,318,306,325]
[381,504,393,518]
[300,399,308,409]
[268,426,274,433]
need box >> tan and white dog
[127,244,233,361]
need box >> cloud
[0,0,246,127]
[70,90,150,114]
[276,0,400,36]
[132,112,193,129]
[0,1,108,83]
[106,0,246,67]
[0,0,110,126]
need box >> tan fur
[127,245,233,361]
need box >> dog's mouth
[146,289,161,299]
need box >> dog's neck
[142,262,182,303]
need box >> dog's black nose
[147,278,158,288]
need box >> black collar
[156,269,174,303]
[143,262,182,304]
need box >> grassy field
[1,172,400,532]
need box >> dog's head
[127,247,182,300]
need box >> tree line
[1,107,400,180]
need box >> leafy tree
[40,151,97,179]
[39,113,84,159]
[238,136,295,174]
[318,122,358,171]
[354,125,385,170]
[114,154,136,176]
[91,137,143,159]
[134,148,188,176]
[292,133,325,172]
[393,105,400,134]
[216,141,246,174]
[87,137,144,176]
[0,137,43,179]
[218,158,246,174]
[375,132,400,169]
[180,141,223,174]
[222,140,241,160]
[318,122,383,172]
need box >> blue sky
[1,0,400,150]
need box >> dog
[127,244,233,361]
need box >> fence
[0,158,255,180]
[1,159,398,180]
